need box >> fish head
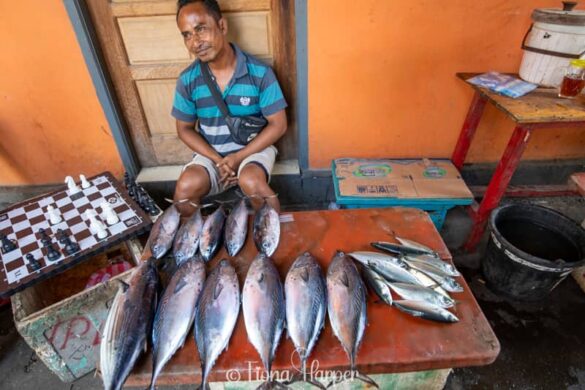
[439,294,455,307]
[151,244,165,259]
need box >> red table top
[127,208,499,387]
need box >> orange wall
[0,2,123,186]
[308,0,585,169]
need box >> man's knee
[238,164,268,194]
[174,166,210,198]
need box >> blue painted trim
[295,0,309,172]
[63,0,140,177]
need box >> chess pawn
[80,174,91,189]
[47,205,62,225]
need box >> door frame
[64,0,310,174]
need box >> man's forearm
[177,122,223,164]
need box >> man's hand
[217,153,243,184]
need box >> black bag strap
[200,62,234,125]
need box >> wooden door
[86,0,296,167]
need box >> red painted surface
[127,208,499,387]
[452,92,488,170]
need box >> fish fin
[341,271,350,288]
[213,283,223,300]
[173,278,188,294]
[117,279,130,292]
[354,371,379,388]
[300,268,309,282]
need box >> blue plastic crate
[332,159,473,230]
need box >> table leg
[451,92,488,171]
[464,125,532,251]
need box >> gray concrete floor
[1,196,585,389]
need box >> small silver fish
[353,253,421,286]
[372,237,440,259]
[407,267,451,298]
[327,251,377,388]
[361,267,393,306]
[194,259,240,389]
[349,251,407,268]
[253,201,280,257]
[224,199,249,257]
[172,208,203,265]
[388,282,454,308]
[393,300,459,323]
[100,259,158,390]
[285,253,327,388]
[243,253,286,388]
[199,205,226,262]
[150,205,181,259]
[402,253,460,277]
[409,262,464,293]
[149,256,206,389]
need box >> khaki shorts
[182,145,277,195]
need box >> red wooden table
[452,73,585,251]
[127,208,499,387]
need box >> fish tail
[353,370,379,389]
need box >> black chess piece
[26,254,41,271]
[124,172,131,188]
[46,243,61,262]
[62,235,80,256]
[38,228,51,246]
[0,233,16,253]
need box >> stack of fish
[350,236,463,323]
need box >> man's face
[177,2,227,63]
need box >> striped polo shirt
[171,44,287,156]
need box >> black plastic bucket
[482,203,585,300]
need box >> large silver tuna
[393,300,459,323]
[150,205,181,259]
[284,253,327,389]
[149,256,206,389]
[199,205,226,262]
[242,253,285,388]
[100,259,158,390]
[253,201,280,257]
[172,208,203,265]
[224,199,248,257]
[194,259,240,389]
[326,252,377,388]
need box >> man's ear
[219,18,228,35]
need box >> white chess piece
[80,174,91,189]
[85,210,108,239]
[65,176,81,194]
[47,205,62,225]
[100,201,119,225]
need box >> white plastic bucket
[519,2,585,87]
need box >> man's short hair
[177,0,222,22]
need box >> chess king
[171,0,288,217]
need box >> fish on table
[149,256,206,389]
[100,259,159,390]
[199,205,226,262]
[327,251,378,388]
[150,205,181,259]
[172,208,203,265]
[243,253,286,389]
[253,201,280,257]
[225,198,249,257]
[284,252,327,389]
[194,259,240,389]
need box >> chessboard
[0,172,152,298]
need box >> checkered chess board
[0,172,151,298]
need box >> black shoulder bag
[201,62,267,145]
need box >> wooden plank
[86,0,158,166]
[151,134,194,165]
[112,0,271,17]
[126,208,499,386]
[118,12,271,65]
[135,79,176,136]
[271,0,298,160]
[457,73,585,124]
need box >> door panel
[87,0,296,167]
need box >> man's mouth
[196,46,210,56]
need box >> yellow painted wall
[308,0,585,168]
[0,2,123,186]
